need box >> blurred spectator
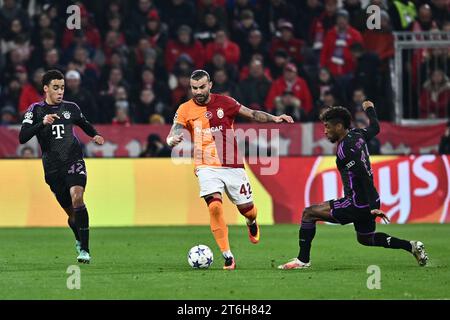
[343,0,366,31]
[412,4,438,32]
[236,58,271,110]
[18,68,44,116]
[98,68,129,123]
[310,0,338,51]
[0,0,29,40]
[228,0,261,33]
[102,30,129,66]
[274,90,307,122]
[43,48,64,72]
[1,18,27,55]
[311,67,345,108]
[232,9,259,48]
[61,4,101,50]
[438,121,450,154]
[143,9,169,50]
[297,0,324,44]
[197,0,228,42]
[112,101,131,126]
[362,10,394,70]
[429,0,450,29]
[263,0,298,35]
[350,87,367,113]
[419,47,450,88]
[269,21,304,64]
[239,52,272,81]
[320,9,363,78]
[139,134,171,157]
[196,10,222,45]
[105,13,126,45]
[20,146,36,158]
[30,29,57,71]
[171,70,192,107]
[211,68,236,96]
[165,25,205,72]
[349,42,381,102]
[64,70,99,123]
[69,46,99,90]
[134,67,170,105]
[205,51,239,83]
[265,63,313,114]
[354,108,381,155]
[0,77,22,110]
[135,88,167,123]
[309,90,337,121]
[149,114,166,125]
[173,54,195,78]
[205,29,240,66]
[388,0,417,31]
[161,0,197,37]
[0,105,17,125]
[241,29,269,67]
[269,48,289,79]
[419,69,450,118]
[128,0,159,44]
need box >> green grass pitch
[0,224,448,299]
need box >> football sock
[68,215,80,241]
[297,221,316,263]
[238,205,257,224]
[358,232,412,252]
[208,198,230,252]
[74,205,90,253]
[373,233,412,251]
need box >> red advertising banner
[0,122,446,158]
[247,155,450,224]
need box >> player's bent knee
[302,207,314,222]
[208,199,223,216]
[71,193,84,208]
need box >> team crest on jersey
[217,108,224,119]
[205,111,213,119]
[62,111,71,119]
[24,112,33,120]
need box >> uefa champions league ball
[187,245,214,269]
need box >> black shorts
[329,197,380,234]
[45,159,87,208]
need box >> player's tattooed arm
[238,105,294,123]
[166,123,185,147]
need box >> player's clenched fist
[43,114,60,125]
[362,100,374,111]
[167,133,184,147]
[92,135,104,145]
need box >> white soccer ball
[187,244,214,269]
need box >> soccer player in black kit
[278,101,428,269]
[19,70,104,264]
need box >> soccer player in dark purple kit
[19,70,104,264]
[278,101,429,269]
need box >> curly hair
[319,106,352,129]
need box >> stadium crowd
[0,0,449,127]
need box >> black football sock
[373,233,412,252]
[297,221,316,263]
[68,216,80,241]
[74,205,90,253]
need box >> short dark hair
[190,69,210,82]
[42,69,64,87]
[319,106,352,129]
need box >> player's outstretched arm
[166,123,185,147]
[19,113,59,144]
[76,114,104,145]
[238,105,294,123]
[361,100,380,140]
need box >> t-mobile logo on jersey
[52,124,65,139]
